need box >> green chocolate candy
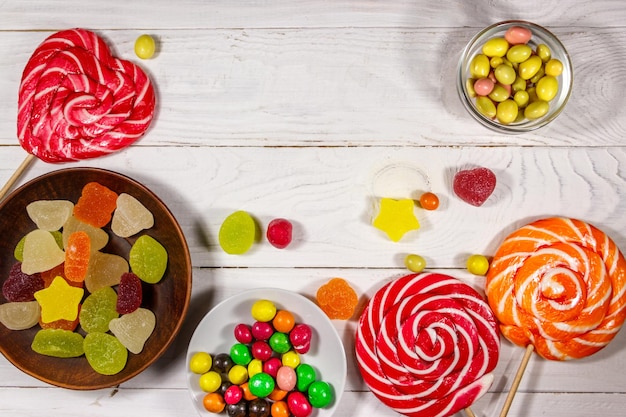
[268,332,291,354]
[84,332,128,375]
[129,235,168,284]
[218,211,256,255]
[248,372,275,398]
[296,363,317,392]
[31,328,85,358]
[308,380,333,408]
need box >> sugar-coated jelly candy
[130,235,168,284]
[73,182,118,228]
[453,167,496,207]
[34,276,84,323]
[289,323,312,354]
[189,351,213,374]
[234,323,253,344]
[26,200,74,231]
[219,211,257,255]
[251,299,276,322]
[0,301,40,330]
[21,229,65,275]
[109,308,155,354]
[111,193,154,238]
[296,363,317,392]
[266,218,293,249]
[85,251,129,293]
[307,380,333,408]
[372,198,420,242]
[3,262,44,302]
[62,215,109,252]
[116,272,143,314]
[249,398,270,417]
[39,305,80,332]
[79,286,119,333]
[316,277,358,320]
[203,392,226,414]
[84,332,128,375]
[288,392,313,417]
[31,328,85,358]
[64,231,91,282]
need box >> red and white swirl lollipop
[17,28,155,163]
[356,272,500,417]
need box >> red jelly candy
[116,272,143,314]
[266,218,293,249]
[2,262,44,302]
[453,167,497,207]
[73,182,119,228]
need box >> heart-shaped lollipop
[17,28,156,163]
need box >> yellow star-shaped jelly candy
[372,198,420,242]
[34,276,84,323]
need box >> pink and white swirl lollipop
[17,28,155,163]
[356,273,500,417]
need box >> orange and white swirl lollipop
[356,272,500,417]
[486,217,626,360]
[17,28,155,163]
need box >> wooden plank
[0,28,625,147]
[1,0,625,30]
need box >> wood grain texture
[1,1,626,416]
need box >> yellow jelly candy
[84,332,128,375]
[219,211,257,255]
[372,198,420,242]
[130,235,168,284]
[22,229,65,275]
[111,193,155,238]
[31,328,85,358]
[34,276,84,323]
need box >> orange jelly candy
[64,231,91,282]
[73,182,118,228]
[316,277,359,320]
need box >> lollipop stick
[464,407,477,417]
[498,344,535,417]
[0,154,35,201]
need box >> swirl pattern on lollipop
[356,273,500,417]
[17,28,156,162]
[486,217,626,360]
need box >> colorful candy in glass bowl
[186,288,347,417]
[457,20,573,133]
[0,167,192,389]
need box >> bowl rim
[185,287,348,417]
[457,19,574,133]
[0,167,192,390]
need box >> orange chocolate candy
[316,278,358,320]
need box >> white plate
[186,288,347,416]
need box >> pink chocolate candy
[17,29,155,163]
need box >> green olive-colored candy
[31,329,84,358]
[84,332,128,375]
[129,235,168,283]
[519,55,543,80]
[218,211,257,255]
[536,43,552,63]
[488,84,510,103]
[511,76,527,93]
[482,37,509,57]
[494,64,516,85]
[524,100,550,120]
[536,75,559,101]
[506,44,532,63]
[513,90,530,108]
[469,54,490,79]
[475,96,497,119]
[496,99,519,125]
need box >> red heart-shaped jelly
[453,167,496,207]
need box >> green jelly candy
[218,211,256,255]
[296,363,317,392]
[129,235,168,284]
[31,328,85,358]
[84,332,128,375]
[80,287,119,333]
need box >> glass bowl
[457,20,573,133]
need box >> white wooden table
[1,1,626,416]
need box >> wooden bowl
[0,167,192,389]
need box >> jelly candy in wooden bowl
[0,167,191,390]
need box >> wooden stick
[464,407,477,417]
[0,154,36,201]
[498,344,535,417]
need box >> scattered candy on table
[315,277,358,320]
[453,166,496,207]
[266,218,293,249]
[404,253,426,273]
[219,210,257,255]
[134,34,156,59]
[372,198,420,242]
[418,191,439,210]
[466,254,490,275]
